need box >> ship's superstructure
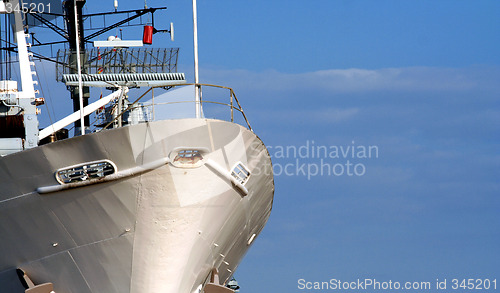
[0,1,274,292]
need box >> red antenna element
[143,25,154,45]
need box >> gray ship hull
[0,118,274,292]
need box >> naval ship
[0,0,274,292]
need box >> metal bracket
[16,269,54,293]
[204,269,235,293]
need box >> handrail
[101,87,152,131]
[140,101,246,114]
[99,83,252,131]
[170,83,252,131]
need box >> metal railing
[97,83,252,132]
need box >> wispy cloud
[201,66,500,94]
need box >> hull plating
[0,118,274,292]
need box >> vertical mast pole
[192,0,201,118]
[0,15,3,80]
[65,0,89,135]
[74,0,85,135]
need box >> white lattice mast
[10,0,36,100]
[1,0,41,149]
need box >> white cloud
[201,66,500,94]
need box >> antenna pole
[64,0,89,135]
[74,0,85,136]
[192,0,201,118]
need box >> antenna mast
[192,0,201,118]
[64,0,89,135]
[74,0,85,136]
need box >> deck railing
[97,83,252,132]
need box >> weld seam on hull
[0,192,35,204]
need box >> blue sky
[182,2,499,292]
[29,0,500,292]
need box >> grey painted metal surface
[0,118,274,292]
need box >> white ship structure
[0,1,274,292]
